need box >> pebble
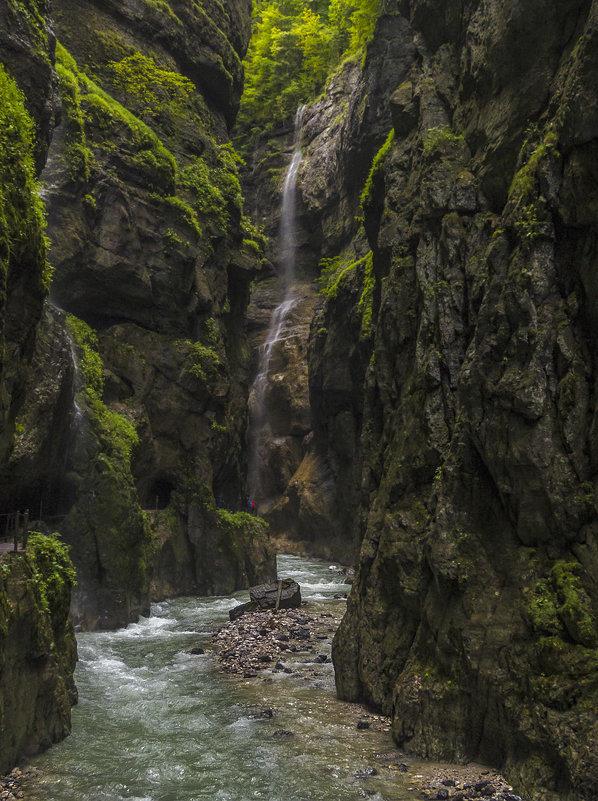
[0,768,38,801]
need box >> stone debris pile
[416,769,523,801]
[214,606,338,676]
[0,767,36,800]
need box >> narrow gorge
[1,1,598,800]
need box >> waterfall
[248,106,306,506]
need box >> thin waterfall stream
[248,106,306,507]
[25,555,432,801]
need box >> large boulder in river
[250,579,301,610]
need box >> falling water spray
[248,106,306,506]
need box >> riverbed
[25,555,515,801]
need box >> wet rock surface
[1,0,274,631]
[249,578,301,610]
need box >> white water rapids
[26,555,426,801]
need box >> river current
[28,555,423,801]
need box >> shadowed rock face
[0,0,276,630]
[0,548,77,775]
[324,2,598,799]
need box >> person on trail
[247,499,257,515]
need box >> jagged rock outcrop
[1,0,276,629]
[326,2,598,800]
[0,539,77,774]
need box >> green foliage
[26,533,76,623]
[177,339,222,383]
[108,53,194,117]
[239,0,379,130]
[360,128,394,211]
[66,314,139,467]
[177,142,244,234]
[0,62,50,299]
[422,126,465,157]
[55,42,93,182]
[507,128,558,241]
[65,314,103,394]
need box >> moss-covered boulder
[0,535,77,773]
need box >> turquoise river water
[28,555,428,801]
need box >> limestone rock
[249,578,301,610]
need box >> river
[28,555,429,801]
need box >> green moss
[552,560,597,648]
[108,53,194,117]
[81,77,177,193]
[507,129,558,241]
[357,251,374,340]
[66,314,139,467]
[422,125,465,157]
[55,42,93,182]
[159,195,202,238]
[217,510,265,529]
[527,560,597,648]
[0,62,51,301]
[528,578,560,635]
[26,533,76,628]
[177,143,244,235]
[360,129,394,210]
[143,0,182,25]
[6,0,50,56]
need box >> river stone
[249,578,301,610]
[229,601,259,622]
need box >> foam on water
[27,555,421,801]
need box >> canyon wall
[316,2,598,799]
[1,0,275,630]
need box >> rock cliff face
[241,25,412,557]
[0,0,56,470]
[0,539,77,774]
[316,2,598,800]
[0,0,276,630]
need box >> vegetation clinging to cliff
[0,63,50,298]
[239,0,379,130]
[26,533,76,626]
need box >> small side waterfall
[248,106,306,506]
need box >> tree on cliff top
[238,0,378,131]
